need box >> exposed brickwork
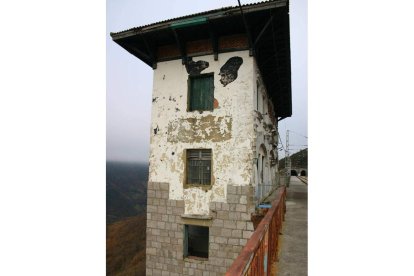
[156,34,249,61]
[186,39,213,55]
[157,45,180,60]
[146,182,256,275]
[218,34,248,50]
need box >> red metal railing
[226,186,286,276]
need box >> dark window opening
[260,155,264,184]
[300,170,307,176]
[188,74,214,111]
[184,225,209,259]
[187,149,211,185]
[256,80,259,110]
[291,170,298,176]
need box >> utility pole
[285,130,291,178]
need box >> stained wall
[148,50,255,215]
[252,61,279,201]
[146,51,281,275]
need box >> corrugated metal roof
[110,0,278,36]
[109,0,292,118]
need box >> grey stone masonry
[146,182,256,276]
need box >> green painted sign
[170,17,207,29]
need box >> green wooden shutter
[183,225,188,257]
[190,75,213,111]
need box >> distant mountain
[106,215,146,276]
[106,161,148,224]
[279,148,308,170]
[106,162,148,276]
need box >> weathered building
[111,0,291,274]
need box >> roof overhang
[111,0,292,118]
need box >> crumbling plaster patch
[167,115,232,143]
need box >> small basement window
[188,73,214,111]
[184,225,209,259]
[187,149,212,185]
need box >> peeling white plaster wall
[148,51,255,215]
[252,60,279,201]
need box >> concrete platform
[276,177,308,276]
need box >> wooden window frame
[185,149,212,187]
[183,224,209,260]
[187,72,214,112]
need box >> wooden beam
[270,16,283,93]
[172,28,187,65]
[117,41,152,66]
[208,22,218,61]
[253,13,274,48]
[237,0,254,56]
[140,33,157,69]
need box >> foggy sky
[107,0,307,162]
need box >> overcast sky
[107,0,307,162]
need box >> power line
[278,130,286,151]
[289,144,308,147]
[284,130,291,176]
[288,129,308,139]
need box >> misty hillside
[106,161,148,224]
[279,148,308,170]
[106,162,149,276]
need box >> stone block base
[145,182,255,275]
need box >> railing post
[263,228,269,275]
[226,186,286,275]
[284,188,286,209]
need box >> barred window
[186,149,212,185]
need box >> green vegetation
[279,148,308,170]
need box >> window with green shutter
[188,73,214,111]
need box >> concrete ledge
[181,214,213,220]
[180,215,213,227]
